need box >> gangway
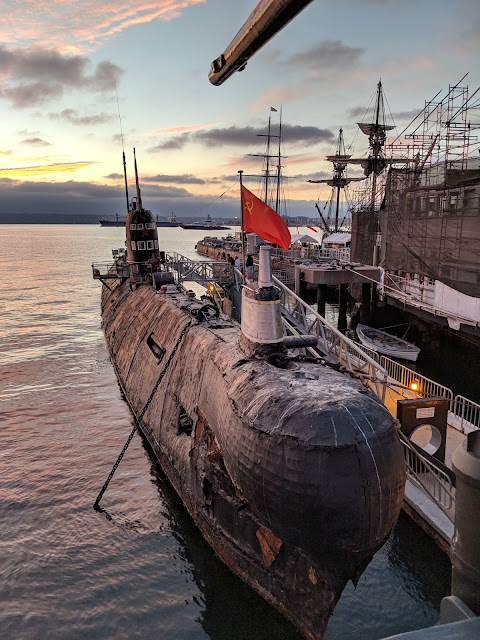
[165,252,233,287]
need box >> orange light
[410,380,419,391]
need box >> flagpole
[238,170,245,283]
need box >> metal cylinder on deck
[241,244,283,346]
[257,245,273,288]
[451,430,480,615]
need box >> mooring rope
[93,320,192,510]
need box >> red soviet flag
[241,185,291,252]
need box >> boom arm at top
[208,0,314,86]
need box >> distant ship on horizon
[99,213,125,227]
[100,213,180,228]
[180,213,229,230]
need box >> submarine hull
[101,278,405,639]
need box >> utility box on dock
[397,397,448,464]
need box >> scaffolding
[378,79,480,299]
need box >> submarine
[95,153,406,639]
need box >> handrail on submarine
[271,274,389,400]
[208,0,314,86]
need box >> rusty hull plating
[101,275,405,639]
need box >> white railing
[92,261,147,280]
[269,247,350,262]
[272,269,294,285]
[272,275,389,400]
[450,395,480,433]
[316,247,351,262]
[398,431,455,520]
[380,356,453,405]
[356,342,380,362]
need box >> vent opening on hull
[203,478,213,508]
[177,406,193,436]
[147,334,165,363]
[267,353,298,370]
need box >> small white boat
[356,324,421,362]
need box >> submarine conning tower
[239,245,286,358]
[125,148,159,264]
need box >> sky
[0,0,479,221]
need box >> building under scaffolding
[352,79,480,335]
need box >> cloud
[152,122,222,135]
[0,45,123,107]
[104,172,124,180]
[140,184,193,198]
[1,82,64,108]
[142,173,205,185]
[390,108,424,122]
[150,132,191,151]
[294,171,330,181]
[0,161,96,177]
[346,104,422,127]
[0,1,206,52]
[20,137,52,147]
[0,176,319,218]
[150,124,334,151]
[48,108,114,126]
[286,40,365,71]
[250,83,318,112]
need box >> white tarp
[434,281,480,326]
[289,234,320,245]
[322,232,351,246]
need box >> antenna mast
[114,81,130,214]
[133,148,143,210]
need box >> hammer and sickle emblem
[245,199,254,215]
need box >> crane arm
[208,0,314,86]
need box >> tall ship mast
[246,108,288,223]
[347,81,404,265]
[308,127,364,233]
[308,82,398,240]
[350,76,480,340]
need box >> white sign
[416,407,435,419]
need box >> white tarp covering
[322,232,351,246]
[434,281,480,327]
[289,234,320,245]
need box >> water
[0,225,451,640]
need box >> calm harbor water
[0,224,452,640]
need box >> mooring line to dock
[93,321,192,511]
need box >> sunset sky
[0,0,479,220]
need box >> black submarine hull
[101,278,405,639]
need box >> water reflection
[0,225,454,640]
[137,436,304,640]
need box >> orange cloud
[0,161,96,177]
[0,1,206,52]
[250,82,318,113]
[152,122,222,135]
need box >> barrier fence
[398,431,455,521]
[379,356,453,405]
[450,395,480,433]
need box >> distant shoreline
[0,213,316,226]
[0,214,103,225]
